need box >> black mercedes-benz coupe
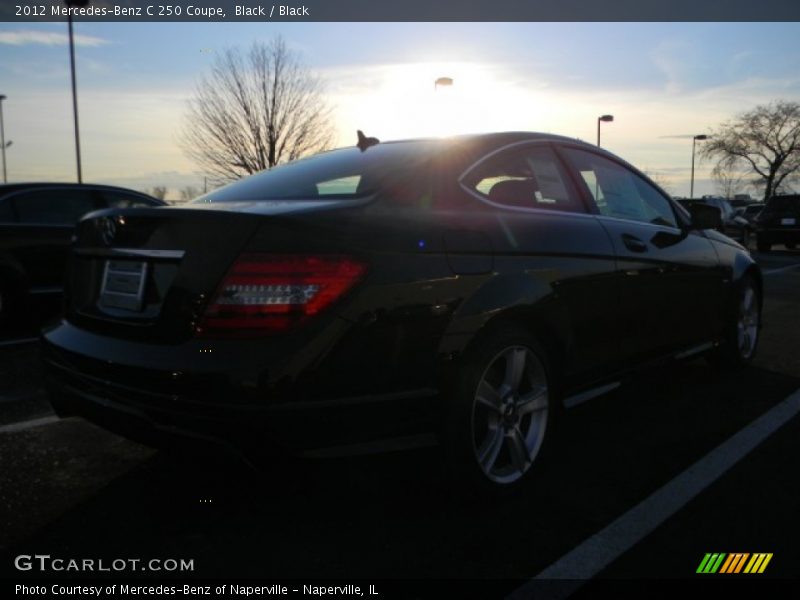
[42,132,761,491]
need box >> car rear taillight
[198,254,367,336]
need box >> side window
[103,191,158,209]
[562,147,678,228]
[316,175,361,196]
[0,199,15,223]
[13,189,99,225]
[463,145,583,212]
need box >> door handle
[621,233,648,253]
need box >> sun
[332,61,545,142]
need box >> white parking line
[508,387,800,600]
[763,264,800,275]
[0,415,60,434]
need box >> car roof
[0,182,163,203]
[377,131,592,154]
[333,131,617,176]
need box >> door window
[13,189,99,225]
[562,147,678,228]
[463,145,583,212]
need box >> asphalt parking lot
[2,248,799,594]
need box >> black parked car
[0,183,164,333]
[735,203,764,225]
[42,133,761,492]
[755,194,800,251]
[677,196,751,247]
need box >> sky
[1,21,800,198]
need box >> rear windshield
[766,195,800,212]
[193,141,440,203]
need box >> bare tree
[179,185,200,202]
[711,165,745,200]
[701,100,800,202]
[180,37,335,183]
[146,186,168,201]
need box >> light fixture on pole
[597,114,614,147]
[0,94,7,184]
[691,134,709,198]
[65,0,90,183]
[434,77,453,91]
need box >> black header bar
[2,0,800,22]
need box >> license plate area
[99,260,148,312]
[781,217,796,225]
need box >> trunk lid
[69,200,365,343]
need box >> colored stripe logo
[696,552,773,574]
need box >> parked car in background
[730,194,756,208]
[755,194,800,251]
[0,183,164,334]
[735,203,764,225]
[42,132,761,493]
[677,196,751,247]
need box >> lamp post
[597,114,614,147]
[0,94,7,184]
[690,134,709,198]
[434,77,453,91]
[65,0,90,183]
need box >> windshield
[193,141,440,203]
[766,195,800,213]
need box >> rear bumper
[42,333,440,457]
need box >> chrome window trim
[594,214,684,235]
[457,139,595,219]
[74,247,186,259]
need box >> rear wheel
[786,242,797,250]
[756,235,771,252]
[708,275,760,369]
[443,325,553,495]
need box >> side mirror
[688,203,723,231]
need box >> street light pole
[597,114,614,147]
[0,95,7,184]
[691,134,708,198]
[65,0,90,183]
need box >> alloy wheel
[737,284,759,360]
[471,345,549,484]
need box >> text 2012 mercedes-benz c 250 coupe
[42,132,761,492]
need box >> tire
[756,236,771,252]
[442,324,554,495]
[786,243,797,250]
[707,274,760,370]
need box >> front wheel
[786,242,797,250]
[442,325,554,494]
[756,235,771,252]
[708,275,760,369]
